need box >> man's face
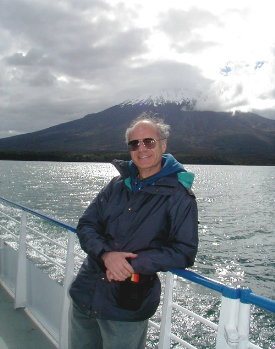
[128,121,167,179]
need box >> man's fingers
[122,260,135,274]
[122,252,137,273]
[102,251,137,278]
[123,252,138,259]
[116,262,132,277]
[106,270,113,282]
[106,269,129,282]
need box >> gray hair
[125,112,171,143]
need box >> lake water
[0,160,274,348]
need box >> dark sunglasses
[127,138,165,151]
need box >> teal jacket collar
[112,154,195,191]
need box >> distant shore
[0,151,274,165]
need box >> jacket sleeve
[76,182,113,259]
[131,191,198,275]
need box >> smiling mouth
[138,155,150,159]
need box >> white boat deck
[0,283,56,349]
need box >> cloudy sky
[1,0,275,138]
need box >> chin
[136,160,154,169]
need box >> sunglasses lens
[143,138,156,149]
[128,140,139,151]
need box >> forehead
[129,121,160,139]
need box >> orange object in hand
[131,273,140,283]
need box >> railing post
[15,211,27,308]
[216,296,240,348]
[59,230,75,349]
[158,271,174,349]
[238,289,251,349]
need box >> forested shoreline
[1,151,274,165]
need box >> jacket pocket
[117,275,154,311]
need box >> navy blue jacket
[69,155,198,321]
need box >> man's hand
[102,251,137,282]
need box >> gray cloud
[158,7,221,44]
[0,0,274,138]
[259,89,275,100]
[252,108,275,119]
[2,0,149,76]
[174,38,219,54]
[0,0,153,136]
[1,57,217,135]
[6,49,48,66]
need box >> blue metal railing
[172,269,275,313]
[0,196,274,315]
[0,196,75,232]
[240,288,275,312]
[172,269,240,299]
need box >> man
[69,113,198,349]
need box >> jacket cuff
[97,249,106,260]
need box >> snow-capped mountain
[120,90,197,111]
[0,99,274,165]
